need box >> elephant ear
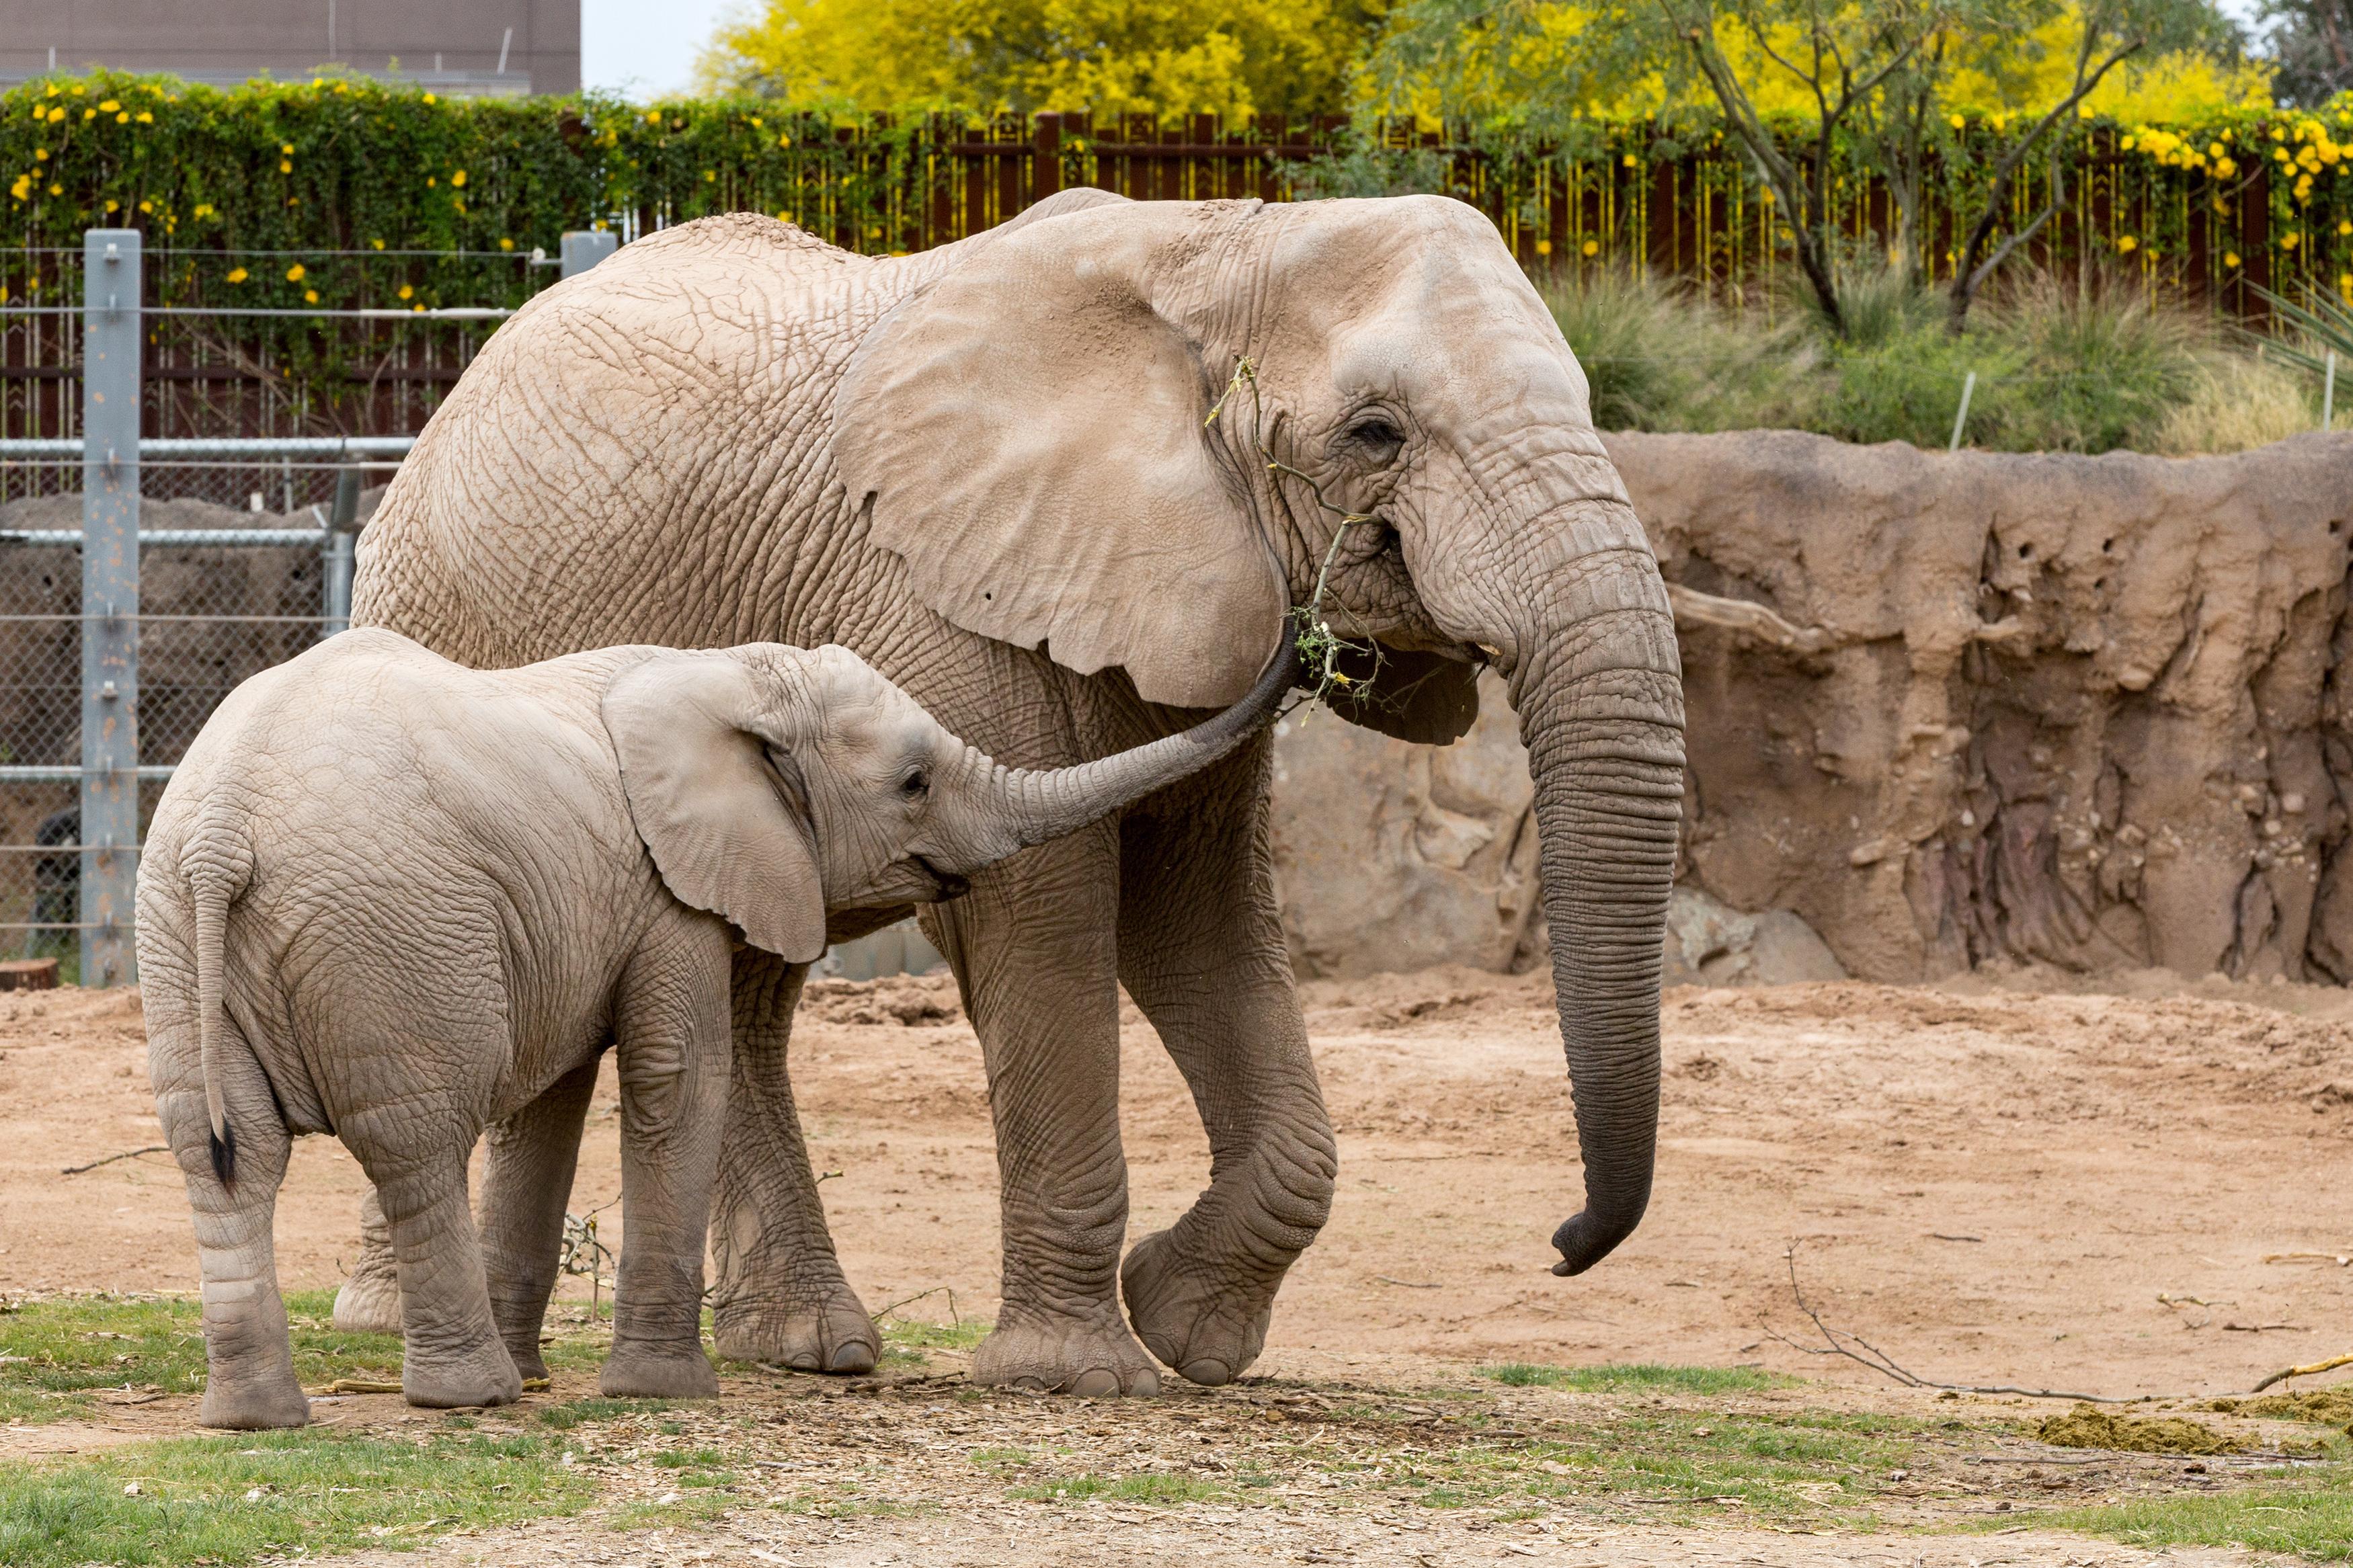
[832,200,1284,711]
[602,651,828,964]
[1320,644,1482,745]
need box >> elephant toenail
[1010,1376,1049,1393]
[1127,1368,1162,1397]
[828,1343,874,1373]
[1068,1369,1120,1397]
[1180,1358,1233,1387]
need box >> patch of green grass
[0,1426,592,1567]
[875,1315,988,1370]
[535,1397,678,1431]
[2003,1468,2353,1560]
[1010,1471,1226,1505]
[1476,1362,1788,1395]
[967,1446,1032,1470]
[0,1292,614,1425]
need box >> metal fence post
[561,231,617,279]
[81,229,140,986]
[321,464,360,635]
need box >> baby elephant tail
[184,823,254,1191]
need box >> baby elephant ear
[602,651,829,964]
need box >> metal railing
[0,227,621,984]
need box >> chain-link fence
[0,229,614,983]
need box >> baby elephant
[137,627,1295,1429]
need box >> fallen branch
[61,1145,169,1175]
[1374,1276,1443,1289]
[870,1285,958,1325]
[1667,583,1832,655]
[1766,1241,2163,1403]
[2252,1352,2353,1393]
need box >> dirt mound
[799,973,963,1027]
[2038,1403,2243,1454]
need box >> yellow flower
[450,169,466,187]
[0,286,9,302]
[2077,102,2094,118]
[2214,156,2237,177]
[422,93,436,104]
[1535,239,1552,256]
[2276,146,2292,162]
[776,133,791,148]
[704,169,715,182]
[136,200,150,214]
[2284,232,2301,249]
[226,267,249,283]
[498,237,514,251]
[286,263,305,282]
[2340,220,2352,235]
[46,183,58,196]
[370,237,385,249]
[46,106,63,123]
[1581,239,1599,257]
[303,288,319,303]
[426,175,436,186]
[2209,141,2224,158]
[411,302,425,313]
[1948,113,1966,130]
[68,84,83,95]
[2225,251,2241,267]
[397,284,413,300]
[192,202,212,218]
[750,116,764,128]
[2117,235,2137,253]
[30,148,42,161]
[114,112,126,124]
[645,110,661,124]
[97,99,118,112]
[8,176,28,201]
[22,276,34,290]
[81,108,93,120]
[134,111,151,123]
[278,159,292,173]
[1622,153,1637,167]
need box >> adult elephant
[343,190,1684,1396]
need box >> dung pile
[2037,1403,2243,1454]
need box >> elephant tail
[184,819,253,1192]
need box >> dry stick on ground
[1765,1240,2169,1403]
[2252,1351,2353,1393]
[60,1145,169,1175]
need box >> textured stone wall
[1271,429,2353,984]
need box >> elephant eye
[900,768,929,799]
[1344,415,1404,462]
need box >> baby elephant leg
[708,948,877,1374]
[601,927,731,1399]
[479,1057,602,1381]
[153,1009,307,1430]
[331,1186,403,1335]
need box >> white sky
[582,0,744,100]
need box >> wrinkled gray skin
[136,629,1294,1428]
[345,190,1685,1397]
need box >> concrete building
[0,1,580,97]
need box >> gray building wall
[0,1,581,97]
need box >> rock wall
[1271,429,2353,984]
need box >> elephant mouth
[909,854,969,902]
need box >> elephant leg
[707,948,877,1374]
[1115,747,1338,1387]
[331,1186,403,1335]
[920,825,1158,1397]
[479,1056,601,1382]
[350,1137,521,1410]
[600,930,729,1399]
[153,1009,309,1430]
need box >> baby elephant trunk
[977,624,1302,852]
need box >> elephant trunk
[981,626,1300,849]
[1505,529,1685,1276]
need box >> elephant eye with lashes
[1343,415,1405,462]
[900,767,930,799]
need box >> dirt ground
[3,965,2350,1564]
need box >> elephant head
[602,635,1299,964]
[832,193,1683,1277]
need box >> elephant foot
[600,1346,720,1400]
[1120,1228,1274,1388]
[199,1372,311,1431]
[401,1339,522,1410]
[331,1268,404,1337]
[502,1334,551,1384]
[712,1282,878,1374]
[972,1309,1160,1397]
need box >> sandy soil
[9,968,2350,1394]
[3,967,2350,1565]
